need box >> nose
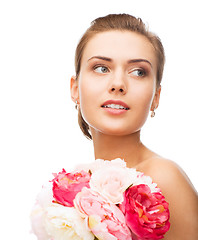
[108,70,127,95]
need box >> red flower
[120,184,170,240]
[52,169,91,207]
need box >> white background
[0,0,197,239]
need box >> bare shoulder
[137,157,198,240]
[137,157,197,194]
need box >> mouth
[101,100,130,110]
[102,104,129,110]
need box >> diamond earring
[75,100,79,110]
[151,109,155,118]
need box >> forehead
[82,30,156,68]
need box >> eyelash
[93,64,147,78]
[93,65,109,73]
[130,68,147,77]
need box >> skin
[71,30,198,239]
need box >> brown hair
[74,13,165,140]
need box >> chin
[87,116,147,137]
[93,125,141,137]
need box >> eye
[130,69,146,77]
[94,65,109,74]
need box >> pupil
[138,70,143,76]
[102,67,107,73]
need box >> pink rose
[90,164,138,204]
[52,169,91,207]
[74,187,131,240]
[120,184,170,240]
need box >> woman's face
[71,30,161,136]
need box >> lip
[101,100,130,109]
[101,100,130,115]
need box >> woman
[70,14,198,239]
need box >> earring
[75,100,79,110]
[151,109,155,118]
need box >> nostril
[110,87,125,93]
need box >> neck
[91,129,148,168]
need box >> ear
[151,86,161,111]
[70,76,79,104]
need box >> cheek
[132,81,155,108]
[129,82,155,124]
[138,89,154,111]
[78,76,102,123]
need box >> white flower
[89,160,138,204]
[45,203,94,240]
[30,182,53,240]
[36,181,54,208]
[31,182,94,240]
[30,204,50,240]
[133,172,160,193]
[75,158,127,174]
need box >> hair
[74,13,165,140]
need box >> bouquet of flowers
[30,159,170,240]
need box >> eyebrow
[127,59,153,68]
[88,56,112,62]
[88,56,153,68]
